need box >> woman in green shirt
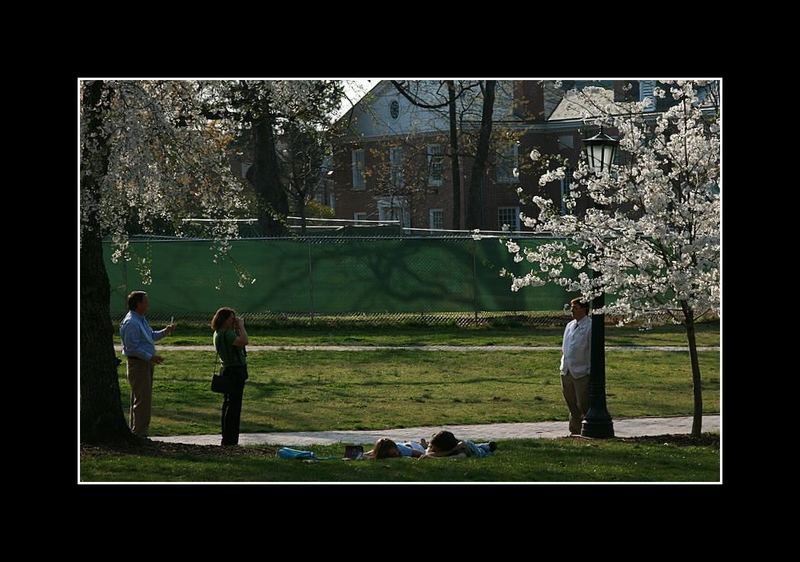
[211,307,249,446]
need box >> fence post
[307,239,315,325]
[471,238,479,323]
[122,258,129,310]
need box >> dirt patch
[81,440,276,461]
[617,433,719,448]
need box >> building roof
[547,87,616,121]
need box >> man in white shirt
[560,298,592,435]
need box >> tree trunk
[447,80,462,230]
[681,300,703,437]
[298,193,307,235]
[80,81,134,444]
[252,110,289,236]
[466,81,495,230]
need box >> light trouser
[127,357,154,437]
[560,371,589,434]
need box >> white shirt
[560,315,591,378]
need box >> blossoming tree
[80,80,248,443]
[504,80,719,436]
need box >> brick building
[330,80,665,232]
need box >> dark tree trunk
[681,300,704,436]
[80,81,134,444]
[297,193,307,235]
[252,109,289,236]
[447,80,462,230]
[466,81,495,230]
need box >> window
[377,197,409,227]
[351,149,365,190]
[496,143,518,183]
[429,208,444,231]
[427,144,444,187]
[389,147,404,188]
[557,135,574,149]
[560,167,573,215]
[390,100,400,119]
[353,212,367,224]
[639,80,656,111]
[497,207,520,231]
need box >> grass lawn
[79,433,720,482]
[114,322,720,348]
[129,349,720,436]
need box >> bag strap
[213,333,221,374]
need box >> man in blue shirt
[120,291,175,438]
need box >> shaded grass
[126,350,720,436]
[115,322,720,348]
[79,433,720,482]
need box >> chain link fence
[103,236,685,328]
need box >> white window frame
[353,212,367,224]
[429,208,444,231]
[560,167,573,215]
[351,149,365,190]
[497,206,520,231]
[496,143,519,184]
[376,196,409,227]
[427,144,443,187]
[389,147,404,188]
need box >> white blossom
[81,80,248,278]
[507,80,719,323]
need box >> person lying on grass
[417,430,497,460]
[363,437,427,459]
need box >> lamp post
[580,126,617,439]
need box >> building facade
[331,79,667,232]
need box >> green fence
[104,237,573,321]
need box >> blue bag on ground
[277,447,316,460]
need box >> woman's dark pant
[221,365,247,446]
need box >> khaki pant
[127,357,155,437]
[561,372,589,435]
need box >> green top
[214,329,246,367]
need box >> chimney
[513,80,545,121]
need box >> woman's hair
[373,438,399,459]
[429,430,459,453]
[210,307,235,331]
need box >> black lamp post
[580,126,617,439]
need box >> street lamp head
[583,126,619,174]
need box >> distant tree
[465,80,496,230]
[279,122,329,234]
[219,80,344,235]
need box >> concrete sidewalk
[152,415,719,447]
